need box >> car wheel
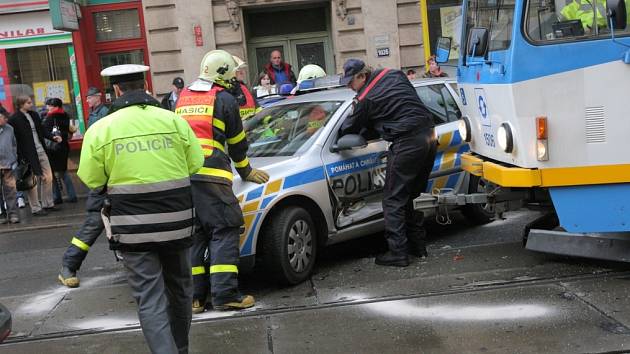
[462,175,495,225]
[261,206,317,285]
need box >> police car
[234,76,492,284]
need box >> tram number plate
[483,132,496,148]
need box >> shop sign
[50,0,80,32]
[0,11,68,44]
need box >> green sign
[50,0,80,32]
[68,45,86,137]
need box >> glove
[245,168,269,184]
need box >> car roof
[266,76,456,106]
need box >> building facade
[142,0,462,96]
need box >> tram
[439,0,630,260]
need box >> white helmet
[199,50,237,84]
[297,64,326,83]
[232,55,247,71]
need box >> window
[415,85,449,125]
[464,0,515,52]
[440,85,462,121]
[244,101,343,157]
[525,0,630,42]
[94,9,141,42]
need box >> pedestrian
[175,50,269,314]
[43,98,77,205]
[59,88,110,288]
[406,69,417,80]
[86,87,109,128]
[161,77,185,111]
[231,56,259,119]
[9,95,60,216]
[338,59,437,267]
[263,50,297,85]
[0,107,19,224]
[77,64,203,354]
[253,72,276,99]
[423,55,448,78]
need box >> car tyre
[261,206,317,285]
[462,175,495,225]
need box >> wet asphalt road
[1,210,630,353]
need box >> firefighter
[175,50,269,313]
[231,56,259,119]
[291,64,327,94]
[78,64,203,353]
[338,59,437,267]
[58,89,109,288]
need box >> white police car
[235,77,492,284]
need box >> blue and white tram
[446,0,630,260]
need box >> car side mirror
[435,37,452,63]
[607,0,627,29]
[467,28,489,57]
[331,134,367,152]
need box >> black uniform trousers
[191,181,244,306]
[62,190,106,271]
[382,128,437,254]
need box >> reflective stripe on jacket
[239,84,259,119]
[176,82,252,184]
[77,90,204,248]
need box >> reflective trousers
[61,191,105,271]
[191,181,244,306]
[121,246,192,354]
[382,128,437,254]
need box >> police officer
[561,0,607,31]
[59,87,110,288]
[231,56,259,119]
[78,64,203,354]
[338,59,437,267]
[175,50,269,313]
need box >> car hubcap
[287,220,312,273]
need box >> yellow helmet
[297,64,326,83]
[199,50,237,84]
[232,55,247,71]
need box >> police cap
[101,64,150,85]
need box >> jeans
[27,149,54,213]
[53,171,77,202]
[0,169,17,219]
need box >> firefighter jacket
[175,79,253,185]
[77,90,204,251]
[340,68,434,142]
[231,81,259,119]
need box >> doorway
[244,3,334,85]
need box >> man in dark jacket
[86,87,109,128]
[160,77,184,111]
[339,59,437,267]
[9,95,61,216]
[263,50,297,85]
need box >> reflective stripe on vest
[239,85,257,119]
[192,266,206,275]
[197,167,233,180]
[71,237,90,251]
[116,227,194,244]
[358,68,391,101]
[209,264,238,274]
[107,177,190,195]
[110,209,194,226]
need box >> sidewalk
[0,197,87,234]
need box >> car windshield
[244,100,343,157]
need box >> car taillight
[536,116,548,161]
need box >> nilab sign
[0,11,70,49]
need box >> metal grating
[585,106,606,143]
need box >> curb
[0,223,77,234]
[0,212,85,234]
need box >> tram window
[525,0,630,42]
[415,85,449,125]
[465,0,516,52]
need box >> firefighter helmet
[199,50,237,84]
[297,64,326,83]
[232,56,247,71]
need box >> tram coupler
[413,192,488,211]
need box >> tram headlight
[458,117,472,142]
[537,140,549,161]
[496,122,514,153]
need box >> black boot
[408,241,428,258]
[375,251,409,267]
